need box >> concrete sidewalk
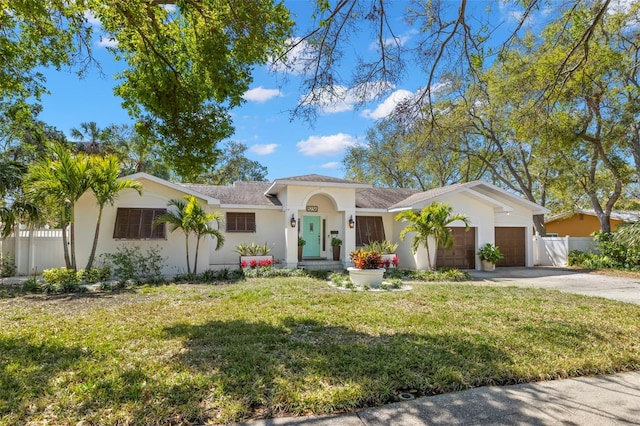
[235,371,640,425]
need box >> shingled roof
[356,187,420,209]
[180,181,281,206]
[274,174,363,184]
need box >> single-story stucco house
[545,209,640,237]
[72,173,549,276]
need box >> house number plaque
[306,206,318,212]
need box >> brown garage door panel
[495,227,525,267]
[436,227,476,269]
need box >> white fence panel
[568,237,596,253]
[1,228,68,275]
[533,236,596,267]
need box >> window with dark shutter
[113,208,166,239]
[226,212,256,232]
[355,216,386,246]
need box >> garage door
[495,227,526,267]
[436,227,476,269]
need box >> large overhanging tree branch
[288,0,624,122]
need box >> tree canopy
[1,0,293,179]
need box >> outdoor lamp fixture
[290,214,296,227]
[348,216,355,228]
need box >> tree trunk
[425,239,434,270]
[60,214,71,269]
[86,207,103,270]
[193,237,200,274]
[533,214,546,236]
[185,235,191,275]
[69,205,77,271]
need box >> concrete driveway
[468,267,640,305]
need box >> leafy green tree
[344,115,486,189]
[107,123,171,179]
[25,143,91,270]
[0,2,90,104]
[192,141,268,185]
[396,202,470,270]
[154,195,224,274]
[86,155,142,270]
[96,0,293,178]
[2,1,292,179]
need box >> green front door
[302,216,321,258]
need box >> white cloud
[97,37,118,48]
[162,4,177,12]
[242,86,283,103]
[269,37,315,75]
[84,10,101,26]
[369,34,411,51]
[300,81,394,115]
[361,89,414,119]
[249,143,279,155]
[297,133,359,156]
[320,161,341,169]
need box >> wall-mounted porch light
[290,214,297,227]
[348,215,355,228]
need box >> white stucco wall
[75,178,214,276]
[213,208,284,268]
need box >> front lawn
[1,277,639,424]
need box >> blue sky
[35,1,539,182]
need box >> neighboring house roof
[123,173,548,214]
[545,209,640,223]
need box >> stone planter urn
[481,260,495,272]
[347,267,386,288]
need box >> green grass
[1,277,640,424]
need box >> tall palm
[25,143,91,270]
[154,195,224,274]
[86,154,142,270]
[396,202,470,270]
[70,121,111,154]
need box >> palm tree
[0,160,37,238]
[154,195,224,274]
[25,143,91,270]
[85,154,142,270]
[70,121,111,154]
[396,202,470,270]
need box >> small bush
[78,267,110,283]
[43,268,80,286]
[0,253,16,278]
[102,245,166,284]
[20,278,40,293]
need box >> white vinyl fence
[1,228,68,275]
[533,236,596,267]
